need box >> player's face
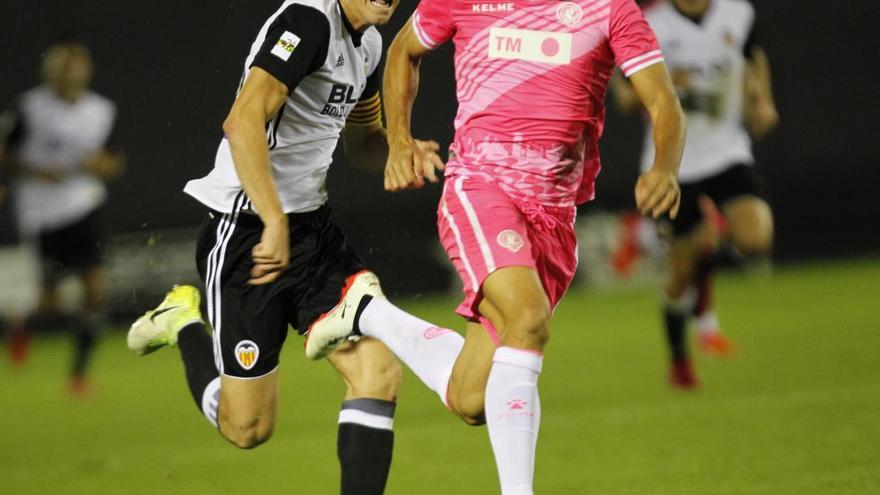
[358,0,398,27]
[43,45,93,97]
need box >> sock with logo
[338,398,396,495]
[177,322,221,426]
[484,347,543,495]
[356,296,464,407]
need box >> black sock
[70,313,101,378]
[663,305,689,362]
[338,399,395,495]
[177,323,220,415]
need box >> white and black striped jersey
[640,0,758,182]
[184,0,383,214]
[1,86,116,235]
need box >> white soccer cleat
[305,270,385,360]
[127,285,205,356]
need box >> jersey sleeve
[0,102,25,150]
[411,0,454,50]
[250,4,331,93]
[609,0,664,78]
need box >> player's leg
[691,196,735,355]
[478,266,549,495]
[662,185,704,387]
[328,338,401,495]
[722,195,774,258]
[69,266,105,390]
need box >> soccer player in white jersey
[0,37,124,394]
[613,0,778,387]
[126,0,442,492]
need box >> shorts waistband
[210,204,330,229]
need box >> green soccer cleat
[127,285,204,356]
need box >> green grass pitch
[1,259,879,494]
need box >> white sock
[697,310,720,335]
[201,377,221,427]
[359,297,464,406]
[485,347,543,495]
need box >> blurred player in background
[0,37,124,394]
[612,0,778,387]
[126,0,444,492]
[305,0,685,493]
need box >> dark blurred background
[1,0,878,296]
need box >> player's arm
[224,67,290,285]
[744,46,779,140]
[630,62,686,219]
[343,71,443,176]
[225,5,330,285]
[383,19,444,191]
[0,106,24,201]
[609,69,643,115]
[84,118,126,181]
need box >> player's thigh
[327,337,401,401]
[481,266,551,349]
[722,195,774,256]
[218,370,279,445]
[447,320,498,423]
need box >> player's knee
[219,414,275,450]
[352,354,402,401]
[732,228,773,258]
[448,389,487,426]
[503,300,551,349]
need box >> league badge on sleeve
[235,340,260,370]
[272,31,301,61]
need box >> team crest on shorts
[556,2,583,27]
[235,340,260,370]
[497,230,525,253]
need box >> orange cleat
[699,331,736,357]
[669,358,699,389]
[69,375,92,397]
[8,324,31,366]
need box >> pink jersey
[412,0,663,206]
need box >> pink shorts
[437,175,579,328]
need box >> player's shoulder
[716,0,755,22]
[363,26,382,52]
[83,91,117,115]
[642,0,675,23]
[19,85,52,106]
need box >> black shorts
[195,203,365,378]
[37,208,106,283]
[669,163,768,236]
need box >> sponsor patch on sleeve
[271,31,301,61]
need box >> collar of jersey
[337,0,364,47]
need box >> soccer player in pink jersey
[306,0,685,492]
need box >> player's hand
[385,138,445,192]
[747,101,780,140]
[250,216,290,285]
[636,167,681,219]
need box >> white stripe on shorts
[441,201,479,292]
[453,177,496,273]
[206,192,245,374]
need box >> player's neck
[672,0,711,22]
[51,84,86,104]
[338,0,368,32]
